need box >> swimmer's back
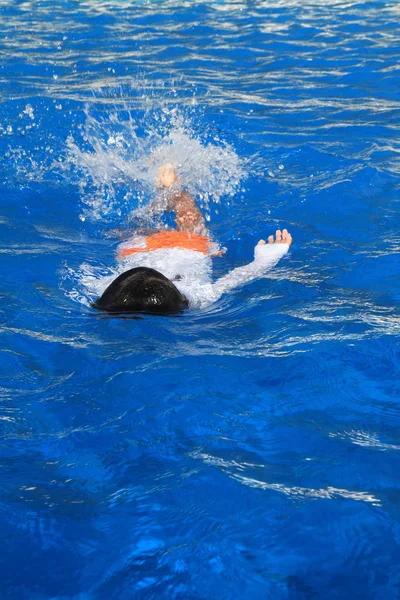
[117,230,221,260]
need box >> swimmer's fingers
[282,229,293,245]
[264,229,293,246]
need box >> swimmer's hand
[257,229,292,248]
[157,163,178,188]
[212,229,292,301]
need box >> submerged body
[94,163,293,314]
[114,234,290,309]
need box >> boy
[93,164,292,314]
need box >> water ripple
[0,2,399,597]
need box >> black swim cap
[93,267,189,315]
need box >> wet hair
[92,267,189,315]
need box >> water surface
[0,1,399,598]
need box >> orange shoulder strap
[117,231,211,259]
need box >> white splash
[65,85,245,225]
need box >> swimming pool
[1,0,399,597]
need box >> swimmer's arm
[167,191,207,235]
[212,241,290,300]
[156,163,207,234]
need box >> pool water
[1,1,400,598]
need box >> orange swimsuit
[117,231,215,260]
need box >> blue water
[1,1,400,598]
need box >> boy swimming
[93,163,293,314]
